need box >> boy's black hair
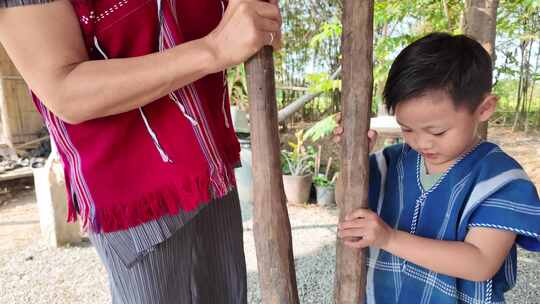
[383,32,493,113]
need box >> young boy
[338,33,540,303]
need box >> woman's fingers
[252,0,282,23]
[253,17,281,34]
[209,0,282,68]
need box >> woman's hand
[204,0,283,73]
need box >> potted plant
[314,173,337,207]
[313,146,337,207]
[228,65,251,134]
[281,130,314,204]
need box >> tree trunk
[530,41,540,130]
[442,0,451,30]
[375,22,389,117]
[522,41,533,132]
[246,46,300,304]
[463,0,499,139]
[334,1,374,303]
[513,41,527,132]
[527,42,539,127]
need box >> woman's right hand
[204,0,282,73]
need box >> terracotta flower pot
[282,174,313,204]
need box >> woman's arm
[338,209,516,282]
[0,0,281,124]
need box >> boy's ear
[476,94,498,122]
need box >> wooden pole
[334,1,374,303]
[246,45,300,304]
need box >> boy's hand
[332,113,378,152]
[338,209,394,249]
[334,129,377,152]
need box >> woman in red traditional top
[0,0,281,303]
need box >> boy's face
[394,90,495,173]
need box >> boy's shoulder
[371,141,525,176]
[472,141,523,173]
[463,141,534,192]
[373,143,408,162]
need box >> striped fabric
[0,0,52,8]
[23,0,242,233]
[159,0,235,199]
[32,94,97,229]
[101,190,239,268]
[90,189,247,304]
[365,142,540,304]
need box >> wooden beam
[275,85,309,92]
[334,1,374,303]
[0,166,33,182]
[277,67,342,123]
[246,45,300,304]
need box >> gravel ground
[1,196,539,304]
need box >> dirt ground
[0,179,39,254]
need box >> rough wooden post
[246,46,300,303]
[334,1,374,303]
[463,0,499,139]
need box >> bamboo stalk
[315,145,322,178]
[325,157,333,180]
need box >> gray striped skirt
[89,191,247,304]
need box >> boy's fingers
[333,125,344,135]
[344,239,370,249]
[345,208,372,221]
[332,125,344,143]
[338,227,366,239]
[368,129,378,140]
[334,127,377,146]
[339,219,367,230]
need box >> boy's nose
[417,137,434,150]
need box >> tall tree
[463,0,499,139]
